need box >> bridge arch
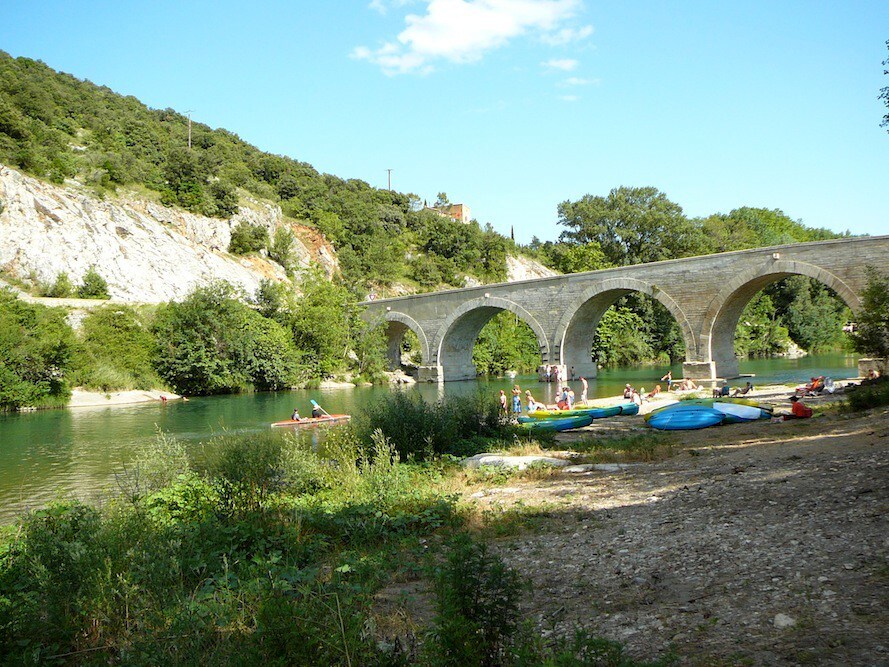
[432,296,550,382]
[381,311,430,370]
[553,278,696,379]
[701,259,860,379]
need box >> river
[0,353,858,522]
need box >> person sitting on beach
[796,376,825,396]
[677,378,698,391]
[567,387,576,408]
[712,382,730,398]
[732,381,753,397]
[867,369,880,381]
[646,384,662,400]
[780,395,813,420]
[525,390,546,412]
[631,389,642,406]
[623,383,634,399]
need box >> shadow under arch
[381,311,430,369]
[701,258,861,379]
[431,296,550,382]
[552,278,696,379]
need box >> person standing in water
[499,389,508,415]
[511,385,522,415]
[580,377,588,405]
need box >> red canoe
[270,414,351,428]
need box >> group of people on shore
[499,376,590,415]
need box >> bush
[228,220,269,254]
[426,533,526,667]
[151,282,303,395]
[845,377,889,411]
[43,271,74,297]
[850,267,889,358]
[74,304,159,390]
[75,265,110,299]
[0,289,75,410]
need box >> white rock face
[506,254,558,282]
[0,166,337,303]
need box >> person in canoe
[311,403,324,418]
[291,408,302,421]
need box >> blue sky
[3,1,887,243]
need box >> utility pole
[185,110,194,150]
[386,168,392,191]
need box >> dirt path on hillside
[472,404,888,665]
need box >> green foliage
[287,268,355,378]
[879,40,888,131]
[557,186,704,267]
[473,311,541,375]
[771,276,850,353]
[268,225,296,273]
[734,293,791,357]
[74,305,160,390]
[43,271,74,297]
[845,377,889,411]
[850,267,889,358]
[354,391,509,460]
[592,307,653,366]
[426,533,525,666]
[228,220,269,254]
[0,289,75,410]
[75,265,110,299]
[151,282,302,395]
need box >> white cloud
[540,24,593,45]
[354,0,590,75]
[542,58,578,71]
[560,75,598,86]
[369,0,416,14]
[559,94,579,102]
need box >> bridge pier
[682,361,717,381]
[417,365,444,382]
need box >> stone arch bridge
[361,237,888,382]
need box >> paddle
[310,399,331,418]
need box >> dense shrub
[846,377,889,411]
[75,265,110,299]
[850,267,889,359]
[42,271,74,297]
[74,304,160,390]
[228,220,269,255]
[354,391,509,460]
[151,282,303,395]
[0,289,75,410]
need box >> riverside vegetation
[0,392,678,666]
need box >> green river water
[0,353,858,522]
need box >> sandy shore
[68,388,182,408]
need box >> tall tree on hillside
[557,186,704,266]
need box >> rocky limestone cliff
[0,166,337,303]
[506,254,558,282]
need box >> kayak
[271,414,351,428]
[527,402,637,420]
[648,406,724,431]
[519,414,593,433]
[646,399,771,422]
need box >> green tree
[228,221,269,255]
[558,186,705,266]
[76,266,110,299]
[850,267,889,358]
[591,307,653,366]
[288,269,354,378]
[152,282,301,395]
[734,293,791,357]
[472,311,540,375]
[0,289,75,409]
[268,226,296,274]
[44,271,74,298]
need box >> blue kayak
[648,406,725,431]
[618,402,640,416]
[519,414,594,433]
[647,400,769,424]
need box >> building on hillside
[425,202,471,224]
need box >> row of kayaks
[517,398,774,433]
[518,402,638,433]
[645,398,772,431]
